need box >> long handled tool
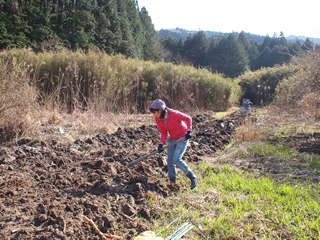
[126,137,186,178]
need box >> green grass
[149,163,320,239]
[247,142,297,160]
[215,107,240,119]
[141,110,320,239]
[311,155,320,169]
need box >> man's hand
[185,130,192,140]
[158,143,164,153]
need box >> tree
[256,46,272,68]
[206,36,218,70]
[238,31,250,51]
[212,33,249,77]
[0,0,164,62]
[0,0,31,48]
[270,45,291,66]
[302,38,314,51]
[126,0,145,58]
[139,6,163,61]
[116,0,137,57]
[183,31,209,67]
[247,43,259,70]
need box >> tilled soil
[0,112,241,240]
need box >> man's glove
[185,130,192,140]
[158,143,164,153]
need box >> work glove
[185,130,192,140]
[158,143,164,153]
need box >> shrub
[274,49,320,116]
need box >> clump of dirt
[0,112,241,239]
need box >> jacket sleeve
[156,118,168,144]
[177,111,192,130]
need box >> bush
[274,49,320,116]
[237,64,297,106]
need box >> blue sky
[137,0,320,38]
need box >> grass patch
[215,107,239,119]
[150,163,320,239]
[147,107,320,239]
[310,156,320,169]
[246,142,297,160]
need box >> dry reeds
[0,57,39,143]
[0,48,240,113]
[236,116,260,142]
[0,48,242,144]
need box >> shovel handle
[126,137,186,168]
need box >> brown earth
[1,110,319,240]
[0,111,241,240]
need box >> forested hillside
[161,30,317,77]
[158,28,266,43]
[0,0,163,61]
[1,1,318,79]
[158,28,320,45]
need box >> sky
[137,0,320,39]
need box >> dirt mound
[0,112,242,239]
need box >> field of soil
[0,111,241,240]
[2,110,319,240]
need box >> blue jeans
[167,136,191,178]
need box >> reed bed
[0,48,240,143]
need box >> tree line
[161,31,316,77]
[0,0,163,61]
[0,0,317,78]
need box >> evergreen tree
[182,31,209,67]
[270,45,290,66]
[0,0,31,48]
[0,0,164,62]
[22,0,53,44]
[247,43,259,70]
[238,31,250,51]
[162,36,179,62]
[117,0,137,58]
[213,33,249,77]
[278,31,287,45]
[288,39,301,56]
[256,46,272,68]
[100,0,122,54]
[93,5,115,54]
[259,35,272,52]
[126,0,145,58]
[206,36,218,70]
[139,6,163,61]
[302,38,314,50]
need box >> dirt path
[0,112,242,239]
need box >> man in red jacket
[150,99,197,189]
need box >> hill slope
[158,28,320,44]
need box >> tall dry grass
[0,57,39,143]
[0,48,241,144]
[0,48,240,113]
[235,115,259,142]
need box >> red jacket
[155,110,192,144]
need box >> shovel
[126,137,186,178]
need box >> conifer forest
[0,0,318,78]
